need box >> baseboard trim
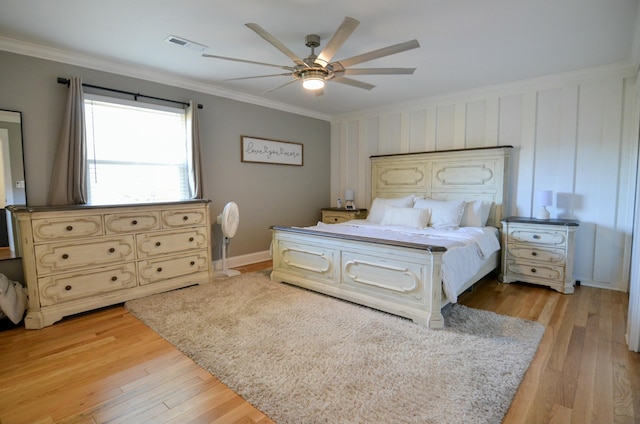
[213,250,271,271]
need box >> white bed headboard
[370,146,512,228]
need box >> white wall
[331,62,639,292]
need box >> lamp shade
[536,190,553,207]
[344,189,355,201]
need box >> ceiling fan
[202,17,420,94]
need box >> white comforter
[303,220,500,303]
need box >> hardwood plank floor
[0,262,637,423]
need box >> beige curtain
[187,100,204,199]
[47,77,87,205]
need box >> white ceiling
[1,0,639,118]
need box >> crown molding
[0,36,331,122]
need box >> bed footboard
[270,226,447,329]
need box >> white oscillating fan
[215,202,241,278]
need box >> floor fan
[214,202,241,278]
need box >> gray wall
[0,50,331,278]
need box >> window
[84,94,190,205]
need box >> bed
[270,146,512,329]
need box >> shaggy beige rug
[125,272,544,424]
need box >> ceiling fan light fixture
[301,70,326,90]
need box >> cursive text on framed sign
[241,136,303,166]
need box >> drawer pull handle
[183,216,189,221]
[156,267,163,273]
[533,234,540,239]
[531,251,538,256]
[111,276,118,282]
[190,261,195,266]
[531,268,537,273]
[155,242,161,247]
[66,225,73,231]
[62,253,69,259]
[109,247,115,253]
[189,237,194,242]
[65,285,72,291]
[131,220,138,225]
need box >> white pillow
[414,198,466,230]
[380,206,431,229]
[367,195,415,223]
[460,200,492,227]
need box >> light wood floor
[0,261,638,424]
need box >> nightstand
[321,208,368,224]
[499,217,579,294]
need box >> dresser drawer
[136,227,209,259]
[503,260,564,282]
[105,212,161,234]
[506,226,567,247]
[161,208,207,228]
[506,245,566,264]
[38,263,137,306]
[32,216,103,242]
[138,251,209,285]
[35,236,135,275]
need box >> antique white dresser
[10,200,213,329]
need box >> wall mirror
[0,110,27,259]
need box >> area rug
[125,272,545,424]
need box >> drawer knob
[531,268,537,273]
[109,247,115,253]
[182,216,189,221]
[190,261,195,266]
[531,251,538,256]
[533,234,540,239]
[156,267,163,273]
[155,242,161,247]
[65,285,72,291]
[111,276,118,282]
[66,225,73,231]
[131,220,138,225]
[62,253,69,259]
[189,237,194,242]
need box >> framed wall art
[241,136,303,166]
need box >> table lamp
[344,189,356,210]
[535,190,552,219]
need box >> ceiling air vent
[165,35,207,52]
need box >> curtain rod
[56,77,203,109]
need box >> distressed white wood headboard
[370,146,512,228]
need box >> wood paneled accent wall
[331,63,638,292]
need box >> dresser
[321,208,368,224]
[499,217,579,294]
[10,200,213,329]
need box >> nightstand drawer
[323,213,352,224]
[506,246,566,264]
[321,208,367,224]
[507,226,567,246]
[504,260,564,282]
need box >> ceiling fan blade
[224,73,294,81]
[202,54,295,71]
[263,79,299,94]
[343,68,416,75]
[314,17,359,67]
[245,23,308,67]
[331,76,376,91]
[337,39,420,68]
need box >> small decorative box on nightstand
[499,217,579,294]
[321,208,368,224]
